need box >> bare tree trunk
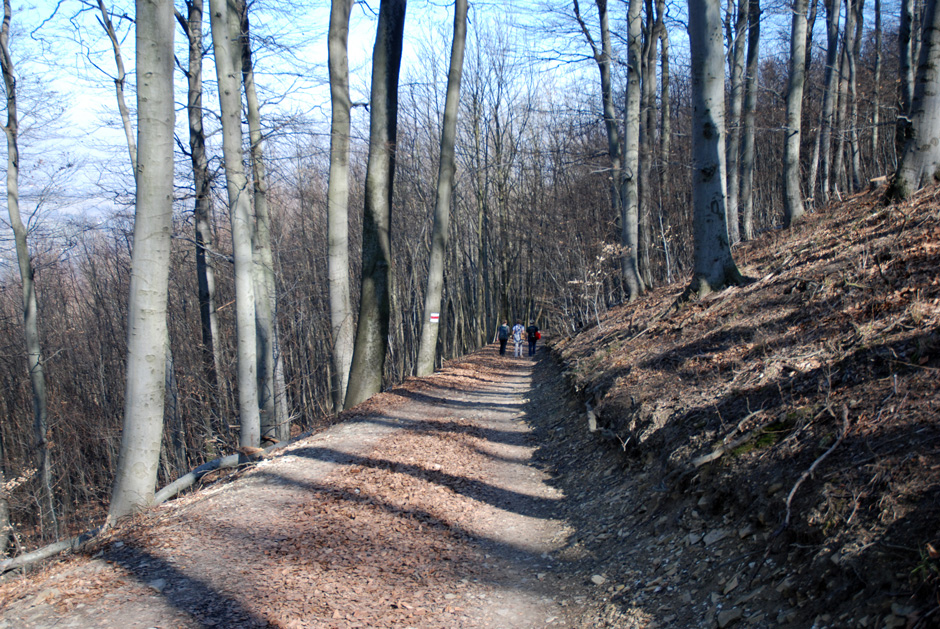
[96,0,136,174]
[783,0,809,227]
[0,468,9,555]
[238,0,286,442]
[164,336,185,471]
[740,0,760,239]
[344,0,406,409]
[658,0,671,165]
[848,0,864,191]
[0,0,56,537]
[623,0,645,300]
[109,0,175,519]
[687,0,743,297]
[725,0,749,243]
[889,0,940,198]
[832,0,856,199]
[638,0,656,287]
[872,0,883,172]
[176,0,222,443]
[574,0,641,298]
[898,0,916,154]
[805,0,819,74]
[209,0,260,447]
[416,0,467,377]
[100,0,183,470]
[326,0,354,413]
[802,0,820,204]
[817,0,841,203]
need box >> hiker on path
[497,321,510,355]
[512,321,525,357]
[526,321,540,356]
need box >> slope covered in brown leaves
[553,183,940,626]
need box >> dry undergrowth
[553,184,940,625]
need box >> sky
[0,1,474,221]
[0,0,903,232]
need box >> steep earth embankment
[551,184,940,627]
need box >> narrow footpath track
[0,348,619,628]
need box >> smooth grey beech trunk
[109,0,175,519]
[805,0,818,75]
[812,0,841,203]
[574,0,622,262]
[832,0,857,198]
[739,0,760,239]
[326,0,354,412]
[872,0,884,170]
[890,0,940,198]
[638,0,657,289]
[0,469,8,555]
[848,0,864,192]
[415,0,467,378]
[658,0,671,165]
[176,0,223,432]
[898,0,916,153]
[344,0,406,409]
[209,0,260,447]
[783,0,809,227]
[238,0,287,442]
[725,0,749,244]
[622,0,645,300]
[100,0,184,477]
[0,0,56,536]
[687,0,743,297]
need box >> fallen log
[0,526,105,575]
[1,438,289,575]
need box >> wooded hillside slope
[551,183,940,625]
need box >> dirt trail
[0,350,612,628]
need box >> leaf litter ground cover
[1,183,938,629]
[552,183,940,627]
[0,352,619,628]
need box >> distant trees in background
[1,0,56,546]
[0,0,934,556]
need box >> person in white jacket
[511,321,525,357]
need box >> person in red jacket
[526,321,540,356]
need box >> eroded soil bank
[551,184,940,628]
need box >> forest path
[0,347,616,628]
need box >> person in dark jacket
[497,321,510,355]
[526,321,540,356]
